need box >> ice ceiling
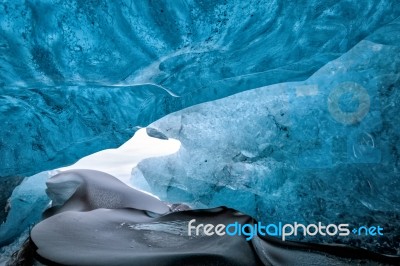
[1,0,400,257]
[1,0,400,177]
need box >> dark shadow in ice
[252,235,400,265]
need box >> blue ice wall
[132,37,400,253]
[0,172,49,246]
[1,0,400,177]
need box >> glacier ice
[2,0,400,177]
[26,170,399,265]
[0,84,178,178]
[0,0,399,259]
[0,176,23,223]
[131,39,400,254]
[0,171,49,247]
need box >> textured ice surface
[0,176,23,223]
[1,0,400,258]
[2,0,400,177]
[132,39,400,254]
[0,172,49,246]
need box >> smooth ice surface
[29,172,399,266]
[0,127,178,253]
[31,208,260,266]
[2,1,400,177]
[45,169,169,217]
[132,39,400,254]
[32,208,400,266]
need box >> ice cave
[0,0,399,265]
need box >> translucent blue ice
[131,39,400,252]
[0,172,49,246]
[0,0,399,255]
[1,0,400,177]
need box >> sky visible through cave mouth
[59,128,181,186]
